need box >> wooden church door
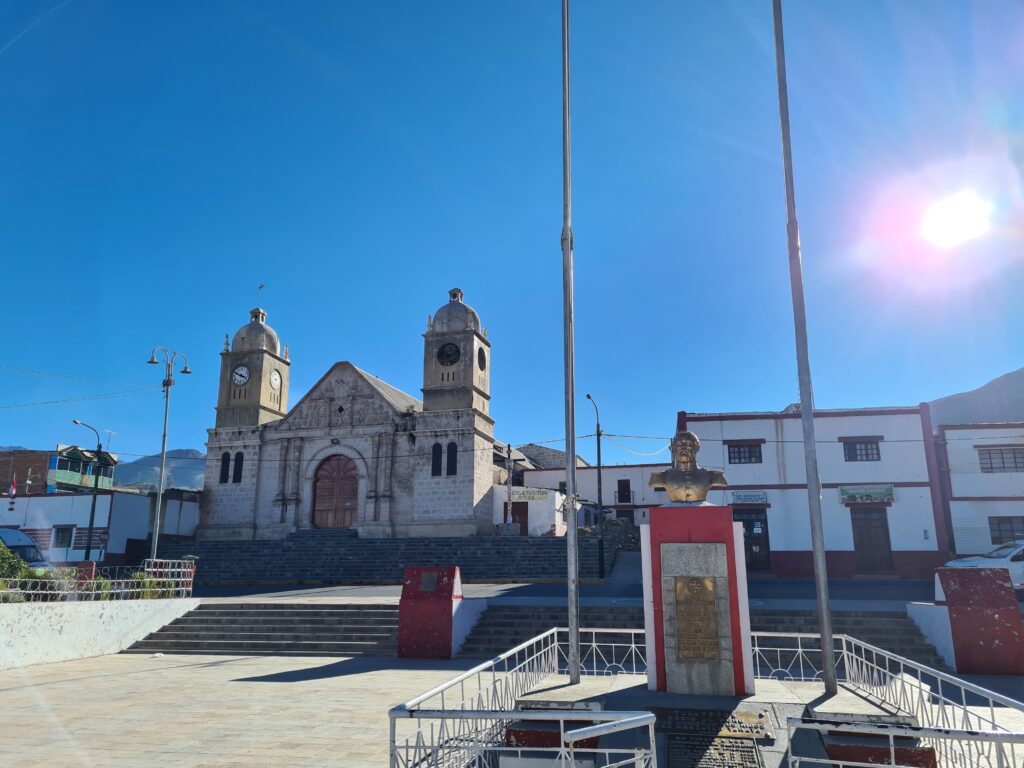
[312,455,359,528]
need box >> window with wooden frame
[989,516,1024,544]
[727,443,763,464]
[843,440,880,462]
[979,447,1024,474]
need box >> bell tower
[422,288,491,414]
[215,307,291,428]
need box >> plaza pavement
[0,652,470,768]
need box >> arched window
[431,443,442,477]
[219,452,230,484]
[232,452,244,483]
[446,442,458,476]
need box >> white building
[524,406,951,579]
[939,422,1024,554]
[0,489,199,565]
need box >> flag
[7,475,14,499]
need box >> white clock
[270,370,282,390]
[231,366,250,386]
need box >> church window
[431,443,443,477]
[219,453,230,484]
[446,442,458,476]
[232,452,244,483]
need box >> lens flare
[920,190,993,249]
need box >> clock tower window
[446,442,458,476]
[232,452,244,484]
[431,444,442,477]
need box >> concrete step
[129,638,394,653]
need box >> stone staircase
[456,604,949,669]
[458,605,645,658]
[749,608,950,670]
[159,530,604,585]
[124,602,398,657]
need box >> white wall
[0,598,199,669]
[524,409,938,554]
[492,486,566,536]
[906,602,955,668]
[945,425,1024,554]
[0,494,112,561]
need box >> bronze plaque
[675,577,719,661]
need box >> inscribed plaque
[675,576,719,661]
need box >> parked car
[0,528,53,571]
[945,540,1024,588]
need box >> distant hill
[113,449,205,491]
[930,368,1024,428]
[0,445,28,452]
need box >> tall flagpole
[560,0,581,685]
[771,0,837,696]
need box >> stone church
[197,289,499,539]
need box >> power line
[0,388,162,410]
[0,364,149,388]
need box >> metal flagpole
[560,0,581,686]
[770,0,837,696]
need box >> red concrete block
[938,567,1024,675]
[397,566,462,659]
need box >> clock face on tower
[437,343,461,367]
[270,370,281,390]
[232,366,250,386]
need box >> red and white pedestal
[640,504,754,696]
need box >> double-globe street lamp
[147,347,191,561]
[71,419,104,562]
[584,394,604,539]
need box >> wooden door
[851,508,893,574]
[510,502,529,536]
[312,455,359,528]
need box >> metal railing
[786,718,1024,768]
[0,559,196,602]
[390,628,655,768]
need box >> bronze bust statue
[649,430,727,503]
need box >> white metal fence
[0,559,196,602]
[390,628,656,768]
[391,626,1024,768]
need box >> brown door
[510,502,529,536]
[851,508,893,574]
[312,455,359,528]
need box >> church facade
[197,289,498,539]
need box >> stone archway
[312,454,359,528]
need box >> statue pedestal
[640,504,754,696]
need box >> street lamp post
[147,347,191,562]
[771,0,837,696]
[559,0,581,685]
[72,419,103,562]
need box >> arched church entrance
[312,455,359,528]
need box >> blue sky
[1,1,1023,467]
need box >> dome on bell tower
[232,307,280,355]
[429,288,481,333]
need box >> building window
[989,516,1024,544]
[431,443,443,477]
[232,452,244,483]
[446,442,458,476]
[219,452,231,484]
[728,444,762,464]
[616,479,632,504]
[844,441,880,462]
[68,459,81,473]
[52,526,74,549]
[979,448,1024,474]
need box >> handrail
[788,717,1024,744]
[564,713,656,744]
[393,626,558,714]
[841,634,1024,712]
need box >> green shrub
[0,546,32,579]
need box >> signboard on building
[731,491,768,505]
[511,488,550,502]
[838,485,894,504]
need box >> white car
[945,540,1024,589]
[0,528,53,571]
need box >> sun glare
[920,190,993,249]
